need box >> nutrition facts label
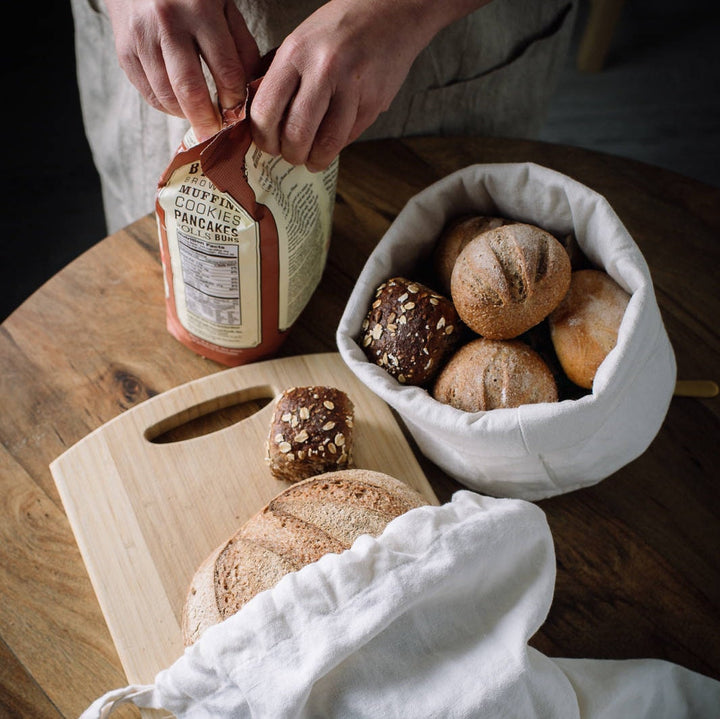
[177,231,241,325]
[157,159,262,349]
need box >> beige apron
[71,0,576,233]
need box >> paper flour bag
[156,84,338,366]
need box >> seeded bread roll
[266,386,354,482]
[450,223,571,339]
[548,269,631,389]
[433,215,513,295]
[360,277,462,386]
[181,469,428,645]
[432,337,558,411]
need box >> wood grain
[0,445,129,716]
[1,137,718,716]
[0,635,63,719]
[50,353,437,691]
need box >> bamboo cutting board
[51,352,436,700]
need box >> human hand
[105,0,261,141]
[250,0,445,172]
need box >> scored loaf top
[182,469,428,645]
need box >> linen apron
[71,0,576,233]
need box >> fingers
[197,3,260,112]
[161,34,221,140]
[252,54,360,172]
[108,0,259,141]
[253,81,373,172]
[250,62,303,158]
[247,0,400,171]
[225,1,261,88]
[306,94,360,171]
[120,45,173,116]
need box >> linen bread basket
[336,163,676,500]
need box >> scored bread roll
[266,386,355,482]
[450,223,571,339]
[548,269,631,389]
[360,277,462,386]
[432,337,558,411]
[181,469,428,645]
[433,215,513,295]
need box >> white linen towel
[81,492,719,718]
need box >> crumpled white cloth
[82,492,719,718]
[337,163,677,500]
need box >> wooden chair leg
[577,0,627,72]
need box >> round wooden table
[1,137,718,717]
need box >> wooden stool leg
[577,0,627,72]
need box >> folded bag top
[337,163,676,500]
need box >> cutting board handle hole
[144,386,275,444]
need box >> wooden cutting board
[51,352,436,695]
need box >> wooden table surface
[1,137,719,717]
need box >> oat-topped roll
[360,277,462,386]
[266,386,355,482]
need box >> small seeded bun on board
[450,223,571,339]
[548,269,631,389]
[181,469,428,645]
[266,386,355,482]
[432,337,558,412]
[360,277,462,386]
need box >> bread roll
[360,277,462,386]
[433,215,512,294]
[432,337,558,411]
[450,223,571,339]
[559,232,592,271]
[181,469,428,645]
[548,269,631,389]
[520,321,590,401]
[266,386,354,482]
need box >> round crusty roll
[450,223,571,339]
[433,214,513,295]
[548,269,631,389]
[360,277,462,386]
[181,469,428,645]
[432,337,558,412]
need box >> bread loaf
[432,337,558,411]
[450,223,571,339]
[548,269,631,389]
[433,215,512,295]
[266,386,354,482]
[360,277,462,386]
[181,469,428,645]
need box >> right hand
[105,0,261,141]
[249,0,433,172]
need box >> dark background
[1,0,718,322]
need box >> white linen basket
[337,163,676,500]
